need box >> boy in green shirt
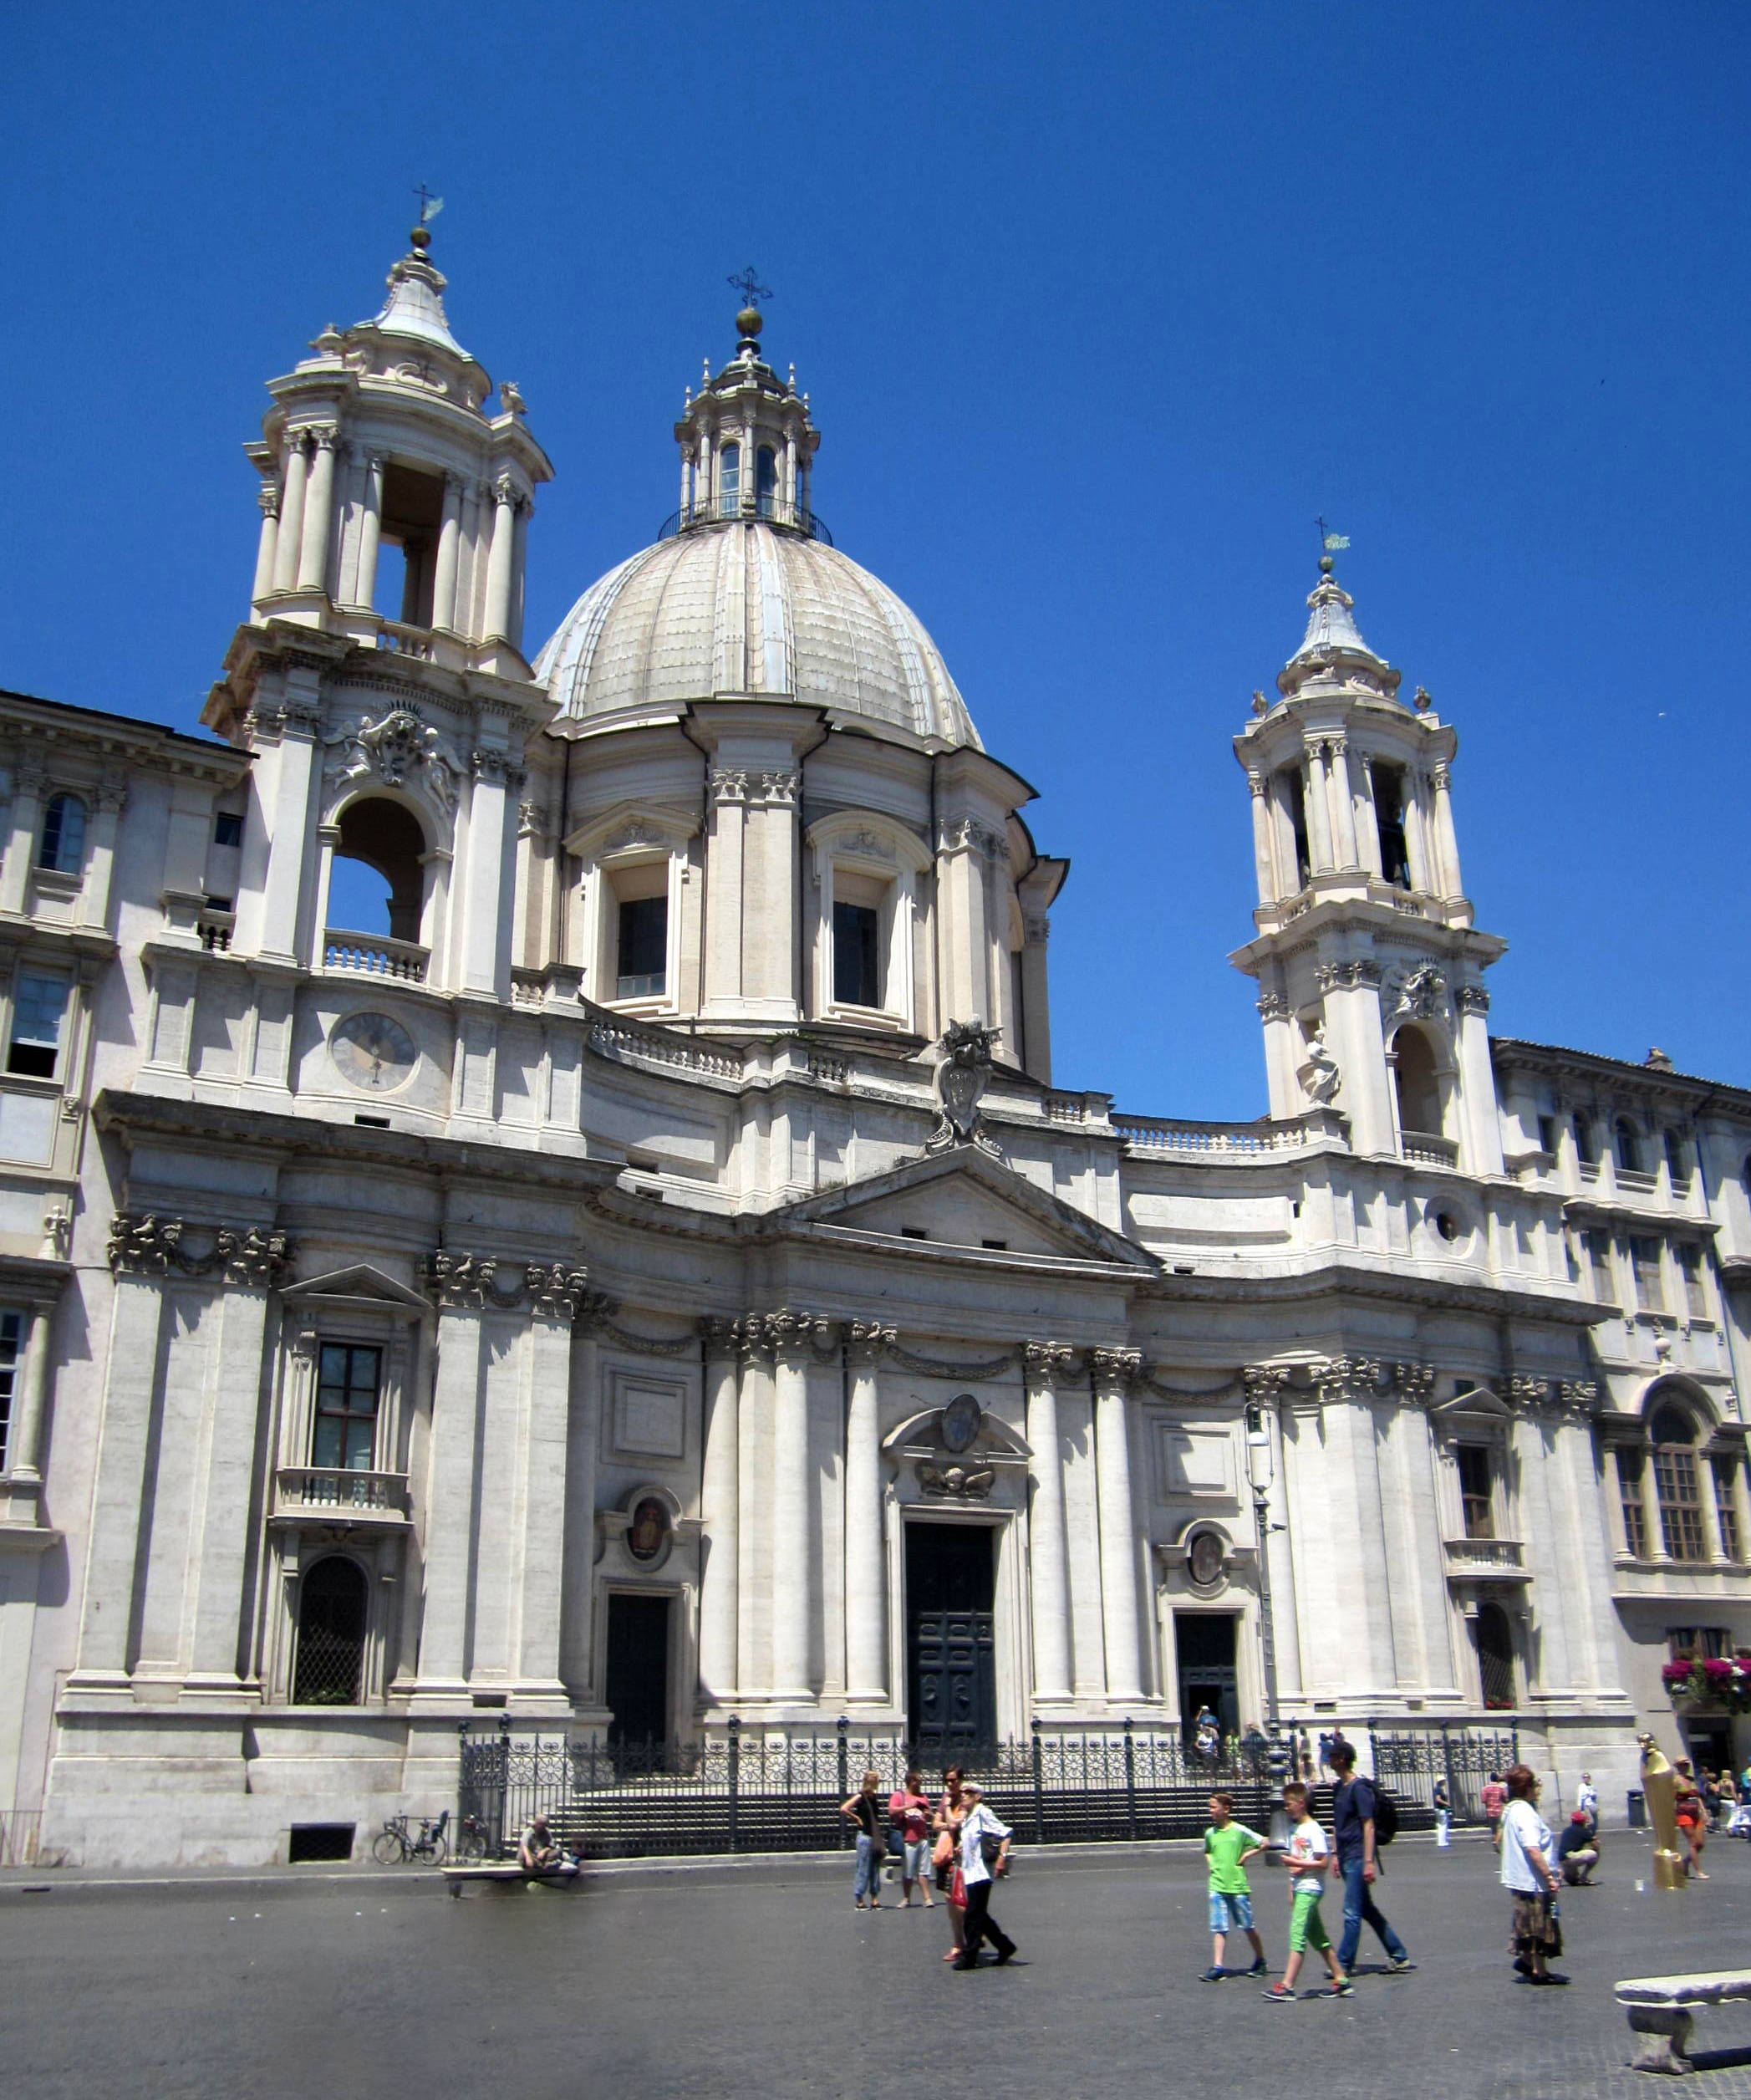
[1201,1791,1269,1980]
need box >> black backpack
[1372,1786,1400,1847]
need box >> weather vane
[1315,516,1350,560]
[415,185,445,227]
[727,266,772,308]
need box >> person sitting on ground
[1555,1810,1599,1885]
[518,1814,562,1871]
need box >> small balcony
[271,1467,411,1532]
[1402,1130,1460,1168]
[1443,1536,1530,1579]
[323,930,429,983]
[657,492,832,545]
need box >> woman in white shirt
[951,1782,1019,1970]
[1497,1763,1566,1986]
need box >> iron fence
[1366,1718,1522,1821]
[461,1717,1458,1862]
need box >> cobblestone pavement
[7,1831,1751,2098]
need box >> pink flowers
[1664,1656,1751,1711]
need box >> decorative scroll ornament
[216,1226,292,1292]
[1297,1027,1341,1106]
[328,706,462,813]
[108,1212,184,1276]
[425,1249,498,1308]
[927,1020,1002,1154]
[919,1461,995,1501]
[527,1262,591,1320]
[1395,965,1447,1022]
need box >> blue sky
[4,1,1748,1116]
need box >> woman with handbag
[839,1768,887,1910]
[934,1766,968,1960]
[889,1768,934,1908]
[951,1781,1019,1970]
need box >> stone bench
[1617,1970,1751,2074]
[440,1861,582,1899]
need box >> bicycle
[453,1814,490,1862]
[371,1809,450,1865]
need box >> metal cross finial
[414,185,445,227]
[727,266,772,308]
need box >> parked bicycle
[373,1810,460,1865]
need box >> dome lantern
[669,298,822,541]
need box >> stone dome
[536,520,982,750]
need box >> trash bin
[1626,1788,1647,1828]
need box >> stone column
[79,780,126,932]
[460,750,513,998]
[697,1318,741,1706]
[1404,771,1433,890]
[0,760,45,915]
[272,435,308,594]
[413,1253,493,1695]
[1302,742,1335,872]
[430,471,465,632]
[557,1302,605,1702]
[750,770,800,1019]
[1327,736,1361,867]
[5,1294,59,1484]
[295,425,339,594]
[1020,913,1052,1084]
[1453,984,1505,1174]
[1430,761,1463,897]
[1319,959,1394,1156]
[1247,770,1277,902]
[66,1224,179,1690]
[844,1322,893,1705]
[354,451,386,612]
[511,498,530,652]
[253,681,322,967]
[702,768,747,1012]
[767,1312,817,1704]
[1024,1342,1076,1702]
[517,1265,586,1704]
[483,476,519,640]
[251,482,281,608]
[186,1233,288,1692]
[1092,1349,1146,1704]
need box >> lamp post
[1245,1404,1283,1733]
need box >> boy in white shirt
[1262,1781,1352,2001]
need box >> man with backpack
[1329,1741,1415,1977]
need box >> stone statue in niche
[1297,1027,1341,1105]
[628,1497,669,1562]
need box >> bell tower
[242,217,552,675]
[1230,558,1506,1171]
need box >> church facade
[2,228,1748,1867]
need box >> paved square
[8,1831,1751,2098]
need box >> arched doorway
[1392,1025,1443,1140]
[1474,1601,1516,1710]
[293,1557,369,1705]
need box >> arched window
[328,798,427,946]
[1474,1602,1516,1709]
[1369,761,1411,888]
[292,1556,368,1705]
[38,793,87,875]
[1652,1401,1708,1562]
[756,445,777,519]
[720,442,741,516]
[1279,767,1311,889]
[1615,1117,1642,1175]
[1392,1027,1443,1139]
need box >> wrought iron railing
[657,493,832,545]
[458,1716,1392,1863]
[1367,1719,1522,1821]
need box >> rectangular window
[1653,1442,1707,1561]
[1669,1625,1731,1660]
[1713,1459,1743,1562]
[1455,1445,1495,1539]
[213,810,244,849]
[1678,1243,1708,1318]
[616,894,668,999]
[1631,1237,1667,1313]
[0,1309,22,1473]
[7,970,70,1079]
[312,1343,382,1471]
[1665,1130,1689,1186]
[832,900,882,1008]
[1536,1114,1557,1158]
[1573,1114,1598,1167]
[1618,1448,1649,1558]
[1585,1231,1616,1303]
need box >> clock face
[330,1011,419,1093]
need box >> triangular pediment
[768,1144,1159,1274]
[281,1262,432,1313]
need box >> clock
[330,1011,419,1093]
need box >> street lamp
[1245,1405,1283,1736]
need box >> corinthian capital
[107,1211,183,1277]
[527,1262,591,1321]
[847,1320,898,1363]
[1091,1347,1144,1393]
[425,1248,497,1309]
[216,1225,293,1292]
[1023,1340,1077,1387]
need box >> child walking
[1200,1792,1268,1980]
[1263,1781,1352,2001]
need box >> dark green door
[605,1593,670,1747]
[907,1524,996,1751]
